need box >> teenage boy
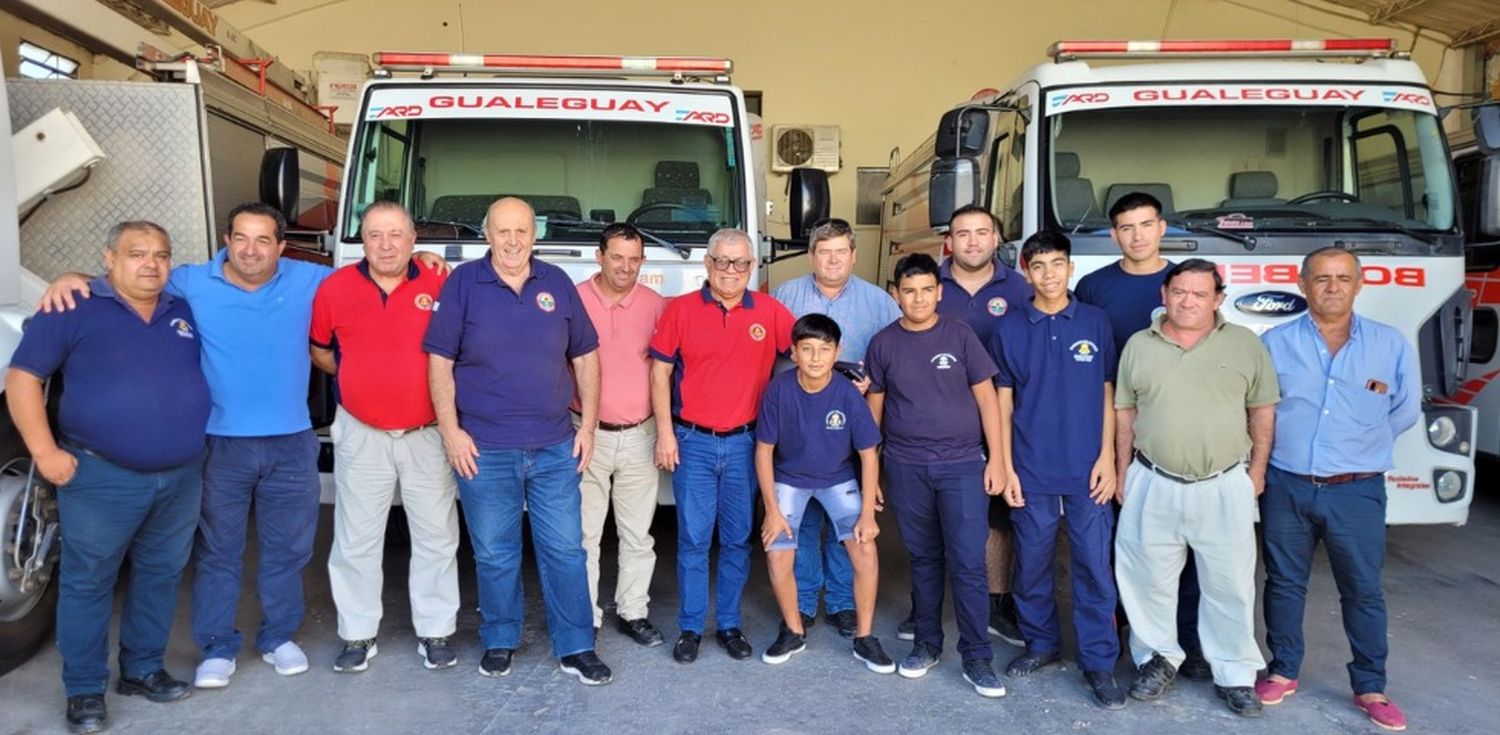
[991,231,1126,709]
[755,314,892,673]
[865,253,1008,699]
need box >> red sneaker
[1353,695,1407,732]
[1254,677,1298,705]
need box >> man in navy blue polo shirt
[650,227,794,665]
[991,231,1125,709]
[866,253,1008,698]
[39,203,449,689]
[1074,191,1208,681]
[424,196,611,686]
[7,222,209,734]
[934,204,1031,647]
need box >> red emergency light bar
[1049,38,1399,61]
[373,51,733,76]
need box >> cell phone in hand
[834,361,867,383]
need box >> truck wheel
[0,464,60,677]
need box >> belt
[1289,471,1381,487]
[673,416,755,437]
[597,417,650,432]
[384,422,436,438]
[1134,451,1240,485]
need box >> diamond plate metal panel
[9,79,215,280]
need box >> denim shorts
[769,478,863,551]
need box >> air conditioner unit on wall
[771,124,840,173]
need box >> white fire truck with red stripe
[329,52,819,292]
[880,38,1493,525]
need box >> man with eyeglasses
[650,228,794,664]
[1113,258,1279,717]
[771,218,899,639]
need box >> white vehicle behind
[879,38,1494,525]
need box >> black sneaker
[479,648,514,677]
[987,594,1024,646]
[672,631,701,664]
[799,611,815,630]
[559,651,612,686]
[116,670,192,702]
[334,639,377,673]
[761,624,807,665]
[896,610,916,641]
[418,637,457,670]
[826,609,857,639]
[1004,649,1062,678]
[65,694,107,734]
[616,617,665,647]
[715,628,753,660]
[962,658,1008,698]
[1085,670,1127,710]
[898,642,940,679]
[853,635,896,674]
[1215,685,1264,717]
[1129,653,1177,701]
[1179,647,1213,682]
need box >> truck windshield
[345,116,743,244]
[1048,105,1456,238]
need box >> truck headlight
[1433,470,1465,503]
[1427,416,1457,448]
[1423,406,1473,455]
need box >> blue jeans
[57,450,203,696]
[672,426,755,633]
[793,501,855,616]
[1261,466,1389,694]
[1012,493,1118,672]
[457,438,594,658]
[884,457,992,662]
[191,431,320,659]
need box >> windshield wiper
[1292,217,1440,246]
[1168,219,1259,251]
[538,214,691,260]
[412,217,484,237]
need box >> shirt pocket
[1331,381,1390,428]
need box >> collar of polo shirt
[699,283,757,309]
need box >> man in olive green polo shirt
[1112,258,1279,718]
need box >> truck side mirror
[936,108,989,158]
[928,157,979,228]
[1481,157,1500,238]
[788,167,830,239]
[259,147,301,226]
[1475,104,1500,155]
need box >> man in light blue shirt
[772,218,899,638]
[1257,247,1420,731]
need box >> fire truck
[314,52,827,503]
[879,38,1490,526]
[1452,112,1500,457]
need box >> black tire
[0,571,57,677]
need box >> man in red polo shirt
[310,202,460,673]
[650,228,794,664]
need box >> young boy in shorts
[755,314,893,673]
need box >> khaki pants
[575,418,659,626]
[327,408,460,640]
[1115,459,1265,687]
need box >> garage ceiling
[1322,0,1500,46]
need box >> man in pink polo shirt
[573,224,668,646]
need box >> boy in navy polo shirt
[865,253,1008,698]
[755,314,891,673]
[991,231,1125,709]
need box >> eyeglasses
[709,256,754,274]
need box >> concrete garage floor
[2,489,1498,735]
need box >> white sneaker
[195,657,236,688]
[261,641,310,675]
